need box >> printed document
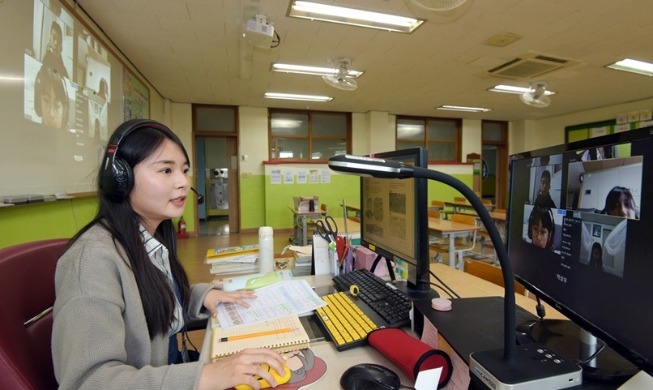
[216,279,326,328]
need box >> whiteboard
[0,0,145,198]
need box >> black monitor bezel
[359,147,430,293]
[507,125,653,376]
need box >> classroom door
[482,121,508,209]
[196,136,239,234]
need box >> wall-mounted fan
[323,58,357,91]
[520,81,551,108]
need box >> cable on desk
[429,282,457,299]
[535,296,546,320]
[427,270,460,299]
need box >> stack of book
[206,244,259,275]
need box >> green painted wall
[240,174,266,230]
[263,173,360,230]
[253,164,474,231]
[0,197,98,248]
[1,169,472,249]
[0,194,198,249]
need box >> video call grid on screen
[507,129,653,371]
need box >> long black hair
[68,124,191,338]
[601,186,637,217]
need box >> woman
[52,119,284,389]
[34,65,69,129]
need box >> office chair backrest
[0,238,68,390]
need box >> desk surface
[428,216,479,233]
[201,264,570,389]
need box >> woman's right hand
[198,348,285,390]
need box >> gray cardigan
[52,224,214,389]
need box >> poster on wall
[123,66,149,121]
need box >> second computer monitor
[359,147,430,296]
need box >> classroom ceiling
[75,0,653,122]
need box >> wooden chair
[0,238,69,390]
[463,259,526,295]
[430,200,445,212]
[428,209,447,262]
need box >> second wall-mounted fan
[520,81,551,108]
[323,58,358,91]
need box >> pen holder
[367,328,452,388]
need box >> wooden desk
[200,265,566,389]
[289,207,326,246]
[199,274,414,388]
[330,217,360,237]
[200,264,645,389]
[340,202,360,222]
[428,216,479,269]
[429,263,564,319]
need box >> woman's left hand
[203,289,256,317]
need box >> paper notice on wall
[270,169,281,184]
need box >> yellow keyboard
[315,291,379,351]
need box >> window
[396,116,461,162]
[193,105,237,133]
[269,109,350,161]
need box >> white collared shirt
[140,225,184,336]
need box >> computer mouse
[340,363,401,390]
[234,363,292,390]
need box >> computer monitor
[507,126,653,381]
[359,147,431,297]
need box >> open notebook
[211,314,310,361]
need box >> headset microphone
[190,187,204,205]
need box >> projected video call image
[24,0,111,140]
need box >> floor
[198,216,230,236]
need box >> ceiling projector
[244,15,274,49]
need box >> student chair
[449,214,478,269]
[0,238,68,390]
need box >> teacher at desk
[52,119,284,390]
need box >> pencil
[219,327,296,342]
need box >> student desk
[428,216,479,269]
[289,207,326,246]
[199,274,414,387]
[199,265,563,389]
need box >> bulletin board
[0,0,149,198]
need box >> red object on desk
[336,236,346,261]
[368,328,452,388]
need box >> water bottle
[258,226,274,273]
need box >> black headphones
[99,119,175,200]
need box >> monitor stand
[516,319,639,381]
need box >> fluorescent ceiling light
[436,105,492,113]
[607,58,653,77]
[271,63,363,78]
[264,92,333,102]
[488,85,555,95]
[288,1,424,33]
[0,75,25,83]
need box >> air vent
[487,52,580,80]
